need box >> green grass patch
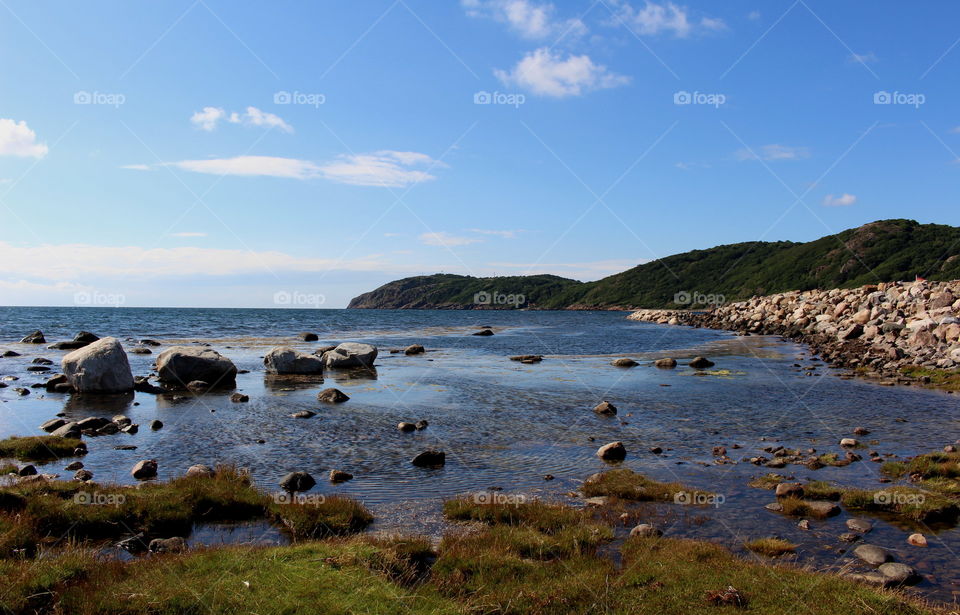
[804,481,844,501]
[581,469,697,502]
[271,495,373,540]
[841,486,959,523]
[748,473,788,489]
[900,366,960,391]
[443,496,594,534]
[777,497,837,519]
[0,436,84,462]
[745,537,797,557]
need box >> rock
[593,401,617,416]
[797,519,811,530]
[61,337,134,393]
[398,422,416,432]
[945,445,958,453]
[186,380,209,392]
[17,465,37,476]
[510,355,542,362]
[149,420,163,430]
[411,450,445,467]
[853,426,870,436]
[279,471,316,492]
[112,415,131,426]
[775,483,804,498]
[133,377,163,394]
[139,339,161,347]
[300,332,319,341]
[131,459,158,480]
[878,562,916,585]
[649,446,663,454]
[846,518,873,533]
[323,342,378,368]
[472,329,494,336]
[230,393,249,403]
[51,422,81,438]
[629,523,662,538]
[712,446,727,457]
[40,418,67,432]
[115,445,137,451]
[186,464,216,478]
[764,502,784,512]
[839,532,861,543]
[32,358,53,365]
[47,341,88,350]
[149,537,187,554]
[329,469,353,483]
[907,533,927,547]
[12,387,29,396]
[844,571,886,585]
[1,349,21,357]
[129,346,152,355]
[584,497,609,507]
[404,344,425,355]
[317,388,349,403]
[688,356,715,368]
[597,441,627,461]
[74,331,100,344]
[839,438,858,447]
[853,544,891,566]
[290,410,316,419]
[611,358,639,367]
[415,420,429,430]
[654,358,677,368]
[156,346,237,389]
[64,461,84,471]
[264,346,324,375]
[121,424,139,434]
[838,324,864,340]
[20,330,45,344]
[805,501,840,517]
[74,469,93,481]
[44,374,69,391]
[76,417,112,431]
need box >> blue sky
[1,0,958,308]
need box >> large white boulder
[61,337,133,393]
[323,342,378,368]
[156,346,237,388]
[264,346,323,374]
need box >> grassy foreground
[0,495,940,615]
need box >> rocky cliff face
[629,279,960,376]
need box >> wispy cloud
[735,144,810,161]
[495,47,629,97]
[469,228,523,239]
[170,231,208,237]
[606,0,725,38]
[822,193,857,207]
[462,0,586,40]
[0,118,48,158]
[168,156,322,179]
[848,52,878,64]
[318,150,441,187]
[190,106,293,133]
[120,164,150,171]
[419,232,481,247]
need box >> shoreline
[627,280,960,392]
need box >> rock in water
[329,469,353,483]
[688,356,715,368]
[597,441,627,461]
[74,331,100,344]
[775,483,804,498]
[300,332,319,341]
[654,357,678,368]
[411,450,445,467]
[593,401,618,416]
[853,544,891,566]
[611,358,639,367]
[907,533,927,547]
[404,344,425,355]
[472,329,494,336]
[131,459,158,480]
[629,523,663,537]
[279,471,316,492]
[156,346,237,389]
[317,388,349,403]
[20,330,45,344]
[149,537,187,554]
[186,464,216,478]
[263,346,324,375]
[323,342,378,368]
[878,562,916,585]
[61,337,134,393]
[230,393,249,403]
[398,422,416,432]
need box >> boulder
[149,537,187,554]
[74,469,93,482]
[329,469,353,483]
[40,418,67,432]
[20,330,45,344]
[597,441,626,461]
[472,329,494,336]
[61,337,134,393]
[156,346,237,389]
[775,483,804,500]
[51,422,80,438]
[398,422,416,432]
[853,544,891,566]
[47,341,88,350]
[411,450,445,467]
[629,524,662,538]
[846,518,873,533]
[279,471,316,492]
[300,332,319,341]
[839,438,858,447]
[264,346,324,375]
[230,393,249,403]
[323,342,378,368]
[654,358,677,368]
[593,401,617,416]
[185,464,216,478]
[131,459,158,480]
[74,331,100,344]
[404,344,425,355]
[878,562,916,585]
[688,356,715,368]
[907,533,927,547]
[317,388,349,403]
[611,358,639,367]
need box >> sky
[1,0,959,308]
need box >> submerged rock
[329,469,353,483]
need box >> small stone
[629,523,662,538]
[415,420,429,430]
[775,483,804,498]
[230,393,249,403]
[131,459,158,480]
[611,358,638,367]
[712,446,727,457]
[279,471,316,492]
[853,427,870,436]
[797,519,811,530]
[839,438,858,447]
[907,533,927,547]
[688,356,715,368]
[149,537,187,554]
[846,518,873,533]
[411,450,445,467]
[878,562,916,585]
[64,461,84,471]
[597,441,627,461]
[329,469,353,483]
[654,358,677,368]
[853,544,891,566]
[186,464,216,478]
[74,469,93,481]
[398,422,416,432]
[593,401,617,416]
[317,388,349,403]
[149,420,163,430]
[649,446,663,454]
[404,344,425,355]
[290,410,316,419]
[839,532,861,543]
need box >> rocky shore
[628,279,960,386]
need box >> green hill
[347,220,960,310]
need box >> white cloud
[0,118,48,158]
[171,231,208,237]
[495,47,629,97]
[318,150,440,187]
[823,193,857,207]
[607,1,725,37]
[735,144,810,161]
[169,156,321,179]
[419,232,481,247]
[949,126,960,134]
[674,161,710,170]
[462,0,586,40]
[848,52,878,64]
[469,229,522,239]
[191,106,293,133]
[747,11,761,20]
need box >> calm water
[1,307,959,603]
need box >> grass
[803,481,844,501]
[900,366,960,391]
[0,501,943,615]
[777,497,837,519]
[744,537,797,557]
[841,486,959,523]
[443,496,599,535]
[885,451,960,480]
[581,469,696,502]
[0,463,18,475]
[748,473,789,489]
[0,466,372,557]
[0,436,84,462]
